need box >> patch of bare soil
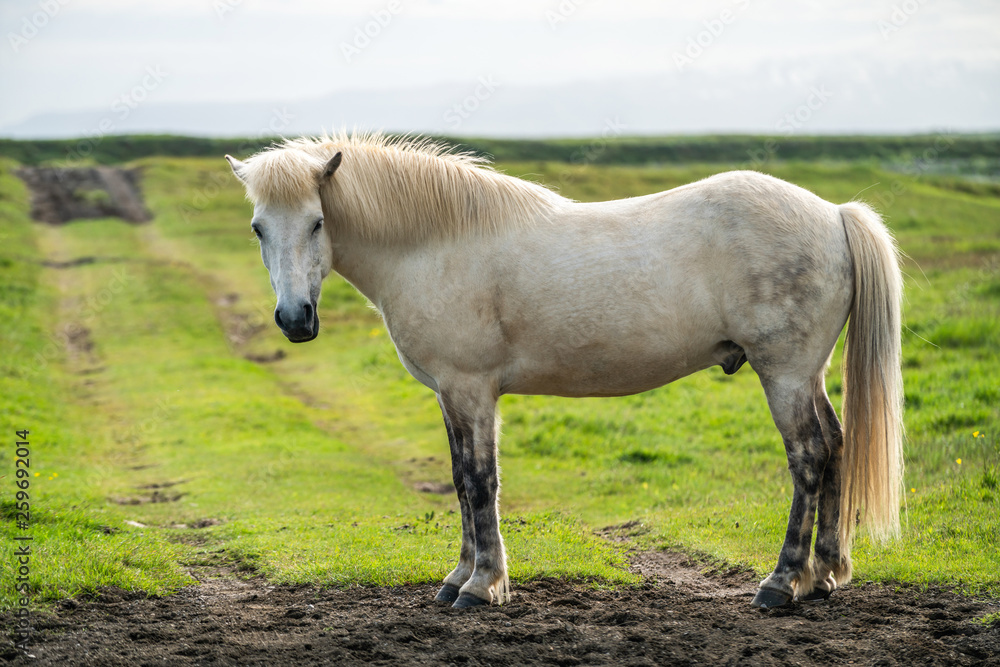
[210,291,286,365]
[413,481,455,494]
[61,323,94,359]
[109,490,186,505]
[40,256,98,269]
[243,349,287,363]
[110,480,192,506]
[16,167,152,224]
[5,552,997,666]
[52,320,104,376]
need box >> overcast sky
[1,0,998,137]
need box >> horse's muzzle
[274,300,319,343]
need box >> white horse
[225,132,903,609]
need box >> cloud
[2,0,998,134]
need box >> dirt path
[6,551,997,666]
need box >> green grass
[974,611,1000,627]
[1,152,998,612]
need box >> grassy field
[1,149,998,612]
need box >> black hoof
[435,583,461,604]
[452,592,490,609]
[799,587,832,602]
[751,587,792,609]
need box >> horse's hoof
[799,587,832,602]
[452,592,490,609]
[435,583,461,604]
[751,587,792,609]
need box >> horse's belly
[504,340,719,398]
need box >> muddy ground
[15,167,151,224]
[4,551,997,666]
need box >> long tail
[838,202,905,548]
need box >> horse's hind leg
[434,396,476,603]
[440,387,508,608]
[801,387,853,601]
[752,374,830,608]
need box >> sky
[1,0,998,137]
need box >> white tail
[838,202,905,548]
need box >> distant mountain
[3,64,998,139]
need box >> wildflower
[973,430,980,438]
[369,328,382,337]
[34,472,40,477]
[642,482,649,489]
[53,473,58,477]
[956,458,962,465]
[911,488,916,493]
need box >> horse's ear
[225,155,248,183]
[321,152,343,182]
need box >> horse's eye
[252,226,263,240]
[313,219,323,234]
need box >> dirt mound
[5,552,998,666]
[15,166,151,224]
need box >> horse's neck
[325,229,395,312]
[319,162,563,309]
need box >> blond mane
[238,131,568,242]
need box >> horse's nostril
[275,303,313,335]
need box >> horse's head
[225,151,342,343]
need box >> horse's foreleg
[440,390,508,608]
[435,399,477,603]
[802,390,853,601]
[753,378,828,608]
